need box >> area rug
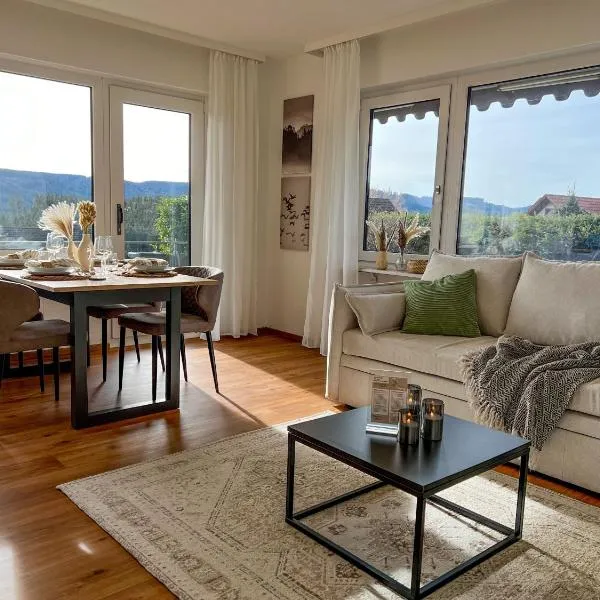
[59,419,600,600]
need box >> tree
[558,192,584,216]
[154,196,189,262]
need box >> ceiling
[27,0,501,59]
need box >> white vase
[67,237,77,260]
[77,233,93,272]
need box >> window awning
[373,99,439,124]
[470,67,600,111]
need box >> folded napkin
[24,258,79,269]
[124,257,169,270]
[4,249,39,260]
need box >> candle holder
[421,398,444,441]
[398,407,420,445]
[407,384,422,414]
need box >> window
[362,88,450,258]
[459,66,600,260]
[0,71,92,250]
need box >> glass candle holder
[398,407,420,445]
[407,384,422,414]
[421,398,444,441]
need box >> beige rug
[59,419,600,600]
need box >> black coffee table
[286,407,530,600]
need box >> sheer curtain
[202,50,259,339]
[302,40,361,354]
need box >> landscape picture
[280,176,310,251]
[281,95,314,176]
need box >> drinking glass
[94,236,114,277]
[46,232,66,258]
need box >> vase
[67,237,77,260]
[375,250,388,270]
[396,249,407,271]
[77,233,93,272]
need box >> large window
[459,66,600,260]
[0,71,92,250]
[362,88,450,258]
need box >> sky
[369,89,600,208]
[0,71,190,183]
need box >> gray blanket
[460,336,600,450]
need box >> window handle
[435,185,442,195]
[116,203,123,235]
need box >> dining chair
[0,281,70,401]
[13,311,47,393]
[117,267,224,400]
[86,303,161,382]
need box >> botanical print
[280,176,310,251]
[282,95,314,176]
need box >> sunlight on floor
[0,543,17,599]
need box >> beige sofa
[327,252,600,493]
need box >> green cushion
[402,270,481,337]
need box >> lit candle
[422,399,444,441]
[399,408,420,445]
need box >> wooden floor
[0,333,597,599]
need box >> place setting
[120,257,177,278]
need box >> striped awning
[373,99,439,124]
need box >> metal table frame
[36,285,182,429]
[286,432,529,600]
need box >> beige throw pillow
[505,252,600,345]
[345,292,406,336]
[422,250,523,336]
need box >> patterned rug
[59,418,600,600]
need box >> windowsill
[359,266,423,280]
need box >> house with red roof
[528,194,600,215]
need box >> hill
[0,168,188,208]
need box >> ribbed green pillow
[402,270,481,337]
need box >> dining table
[0,269,217,429]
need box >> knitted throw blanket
[460,335,600,450]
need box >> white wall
[258,54,323,336]
[0,0,210,343]
[260,0,600,336]
[0,0,209,93]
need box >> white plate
[27,266,75,276]
[0,258,26,267]
[132,265,172,273]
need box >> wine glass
[46,232,66,259]
[94,236,114,277]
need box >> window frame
[358,85,451,263]
[0,56,206,254]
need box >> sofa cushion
[402,271,481,337]
[505,252,600,345]
[422,250,522,337]
[345,292,405,336]
[342,328,497,382]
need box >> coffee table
[286,407,530,600]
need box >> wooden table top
[0,269,217,293]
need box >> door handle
[116,203,123,235]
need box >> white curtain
[302,40,361,354]
[203,50,259,339]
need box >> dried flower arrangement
[366,217,398,269]
[37,202,76,238]
[77,201,96,234]
[397,212,430,269]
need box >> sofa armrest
[326,281,406,401]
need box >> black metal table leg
[165,287,181,407]
[411,497,426,599]
[70,293,89,429]
[515,450,529,539]
[286,435,295,519]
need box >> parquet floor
[0,333,597,599]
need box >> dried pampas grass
[77,201,96,234]
[38,202,76,238]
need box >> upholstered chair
[0,281,70,401]
[117,267,224,401]
[86,303,161,382]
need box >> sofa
[327,251,600,493]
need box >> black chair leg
[157,336,165,372]
[37,348,45,392]
[101,319,108,382]
[53,347,60,402]
[0,353,5,388]
[87,316,91,367]
[18,351,24,371]
[151,336,158,402]
[206,331,219,393]
[133,331,141,362]
[118,326,126,391]
[180,335,188,382]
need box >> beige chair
[117,266,224,400]
[0,281,70,401]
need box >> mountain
[379,191,528,215]
[0,168,189,208]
